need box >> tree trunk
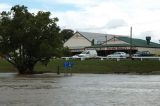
[17,65,28,74]
[16,64,35,74]
[27,64,35,74]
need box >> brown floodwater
[0,73,160,106]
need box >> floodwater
[0,73,160,106]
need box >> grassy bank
[0,59,17,72]
[0,59,160,74]
[34,59,160,74]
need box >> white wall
[137,47,160,55]
[64,33,91,48]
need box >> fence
[62,56,160,61]
[132,56,160,61]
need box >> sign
[64,61,74,68]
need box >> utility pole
[105,36,107,56]
[130,26,132,58]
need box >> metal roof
[78,31,120,44]
[76,31,160,48]
[89,36,160,48]
[116,36,160,48]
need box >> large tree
[60,29,74,43]
[0,5,62,74]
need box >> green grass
[0,58,160,74]
[34,59,160,74]
[0,59,17,72]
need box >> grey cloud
[106,19,128,29]
[148,7,160,11]
[141,31,154,37]
[140,31,156,41]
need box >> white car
[72,55,80,58]
[72,50,97,58]
[107,52,129,58]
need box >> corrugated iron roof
[88,36,160,48]
[75,31,160,48]
[78,31,122,44]
[116,36,160,48]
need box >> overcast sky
[0,0,160,43]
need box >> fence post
[65,57,69,60]
[101,57,104,61]
[117,58,120,61]
[57,65,60,75]
[81,57,85,61]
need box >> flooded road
[0,73,160,106]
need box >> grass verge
[0,59,160,74]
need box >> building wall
[137,47,160,55]
[106,38,160,55]
[64,33,91,48]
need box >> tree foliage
[60,29,74,43]
[0,5,62,74]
